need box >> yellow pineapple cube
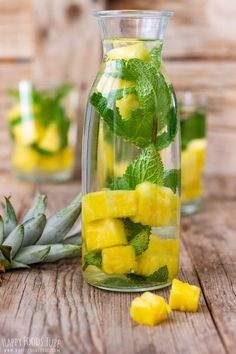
[82,190,137,223]
[13,120,42,146]
[12,146,39,173]
[116,93,139,120]
[107,42,149,61]
[102,245,137,274]
[136,235,179,279]
[169,279,200,312]
[96,75,135,94]
[130,292,170,326]
[38,123,61,153]
[131,182,178,227]
[85,219,127,252]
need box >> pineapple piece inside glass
[130,291,170,326]
[131,182,178,227]
[102,245,137,274]
[169,279,200,312]
[136,235,179,279]
[82,190,137,223]
[85,218,127,252]
[107,42,149,60]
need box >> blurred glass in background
[7,81,78,182]
[179,92,207,214]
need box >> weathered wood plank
[1,179,234,354]
[107,0,236,60]
[182,199,236,353]
[0,0,34,59]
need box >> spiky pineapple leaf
[23,192,47,222]
[0,216,3,244]
[63,231,81,245]
[37,194,82,245]
[3,197,17,238]
[3,225,24,258]
[22,214,46,247]
[44,244,81,263]
[14,245,50,265]
[0,245,11,263]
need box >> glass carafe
[82,10,180,292]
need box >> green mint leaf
[163,169,180,193]
[123,219,151,241]
[124,145,164,189]
[180,109,206,151]
[149,45,163,69]
[147,265,169,283]
[156,104,178,151]
[90,92,153,148]
[83,252,102,271]
[129,229,150,255]
[104,59,135,81]
[110,145,164,190]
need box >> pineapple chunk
[82,190,137,223]
[96,75,135,94]
[60,147,74,170]
[107,42,149,61]
[136,235,179,279]
[102,245,137,274]
[116,93,139,120]
[85,218,127,252]
[39,147,74,173]
[131,182,178,227]
[130,292,170,326]
[38,123,61,153]
[13,120,42,146]
[12,145,39,173]
[181,138,206,201]
[169,279,200,312]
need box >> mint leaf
[129,229,150,255]
[156,104,178,151]
[180,109,206,151]
[97,266,169,288]
[90,92,153,148]
[150,45,163,69]
[123,219,151,241]
[163,169,180,193]
[110,145,164,190]
[147,265,169,283]
[83,252,102,270]
[124,145,164,189]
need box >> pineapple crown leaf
[0,193,82,271]
[3,196,17,238]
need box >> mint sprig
[129,229,150,255]
[83,251,102,271]
[163,169,180,193]
[123,219,151,241]
[110,145,164,190]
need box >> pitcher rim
[93,10,174,18]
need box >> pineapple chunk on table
[130,292,170,326]
[131,182,179,227]
[107,42,149,61]
[136,235,179,279]
[85,218,127,252]
[82,190,137,223]
[169,279,200,312]
[102,245,137,274]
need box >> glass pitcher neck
[94,10,173,41]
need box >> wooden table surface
[0,173,236,354]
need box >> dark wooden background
[0,0,236,176]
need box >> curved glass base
[181,197,202,215]
[13,170,73,183]
[87,280,172,293]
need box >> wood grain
[0,177,236,354]
[0,0,34,59]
